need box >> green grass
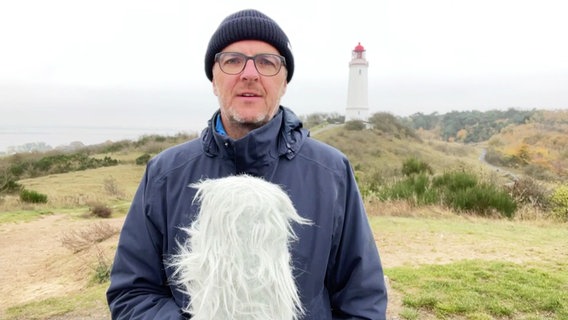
[5,282,110,320]
[0,205,127,225]
[387,260,568,319]
[0,210,53,224]
[371,215,568,319]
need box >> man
[107,8,388,319]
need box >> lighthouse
[345,42,369,122]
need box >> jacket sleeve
[106,169,184,320]
[327,164,388,319]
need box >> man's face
[212,40,287,135]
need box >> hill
[1,109,567,319]
[313,119,484,181]
[402,109,567,181]
[484,110,568,180]
[306,108,567,183]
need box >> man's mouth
[239,92,260,97]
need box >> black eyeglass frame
[214,52,287,77]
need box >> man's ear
[212,80,219,97]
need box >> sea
[0,83,219,155]
[0,125,198,155]
[0,111,212,155]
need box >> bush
[0,178,22,194]
[89,203,112,218]
[92,257,112,284]
[135,153,152,165]
[379,170,518,218]
[344,120,365,131]
[507,177,550,210]
[379,177,417,201]
[103,176,124,198]
[5,152,120,179]
[402,157,433,176]
[550,185,568,221]
[378,174,439,206]
[446,183,517,218]
[432,171,477,191]
[61,221,119,253]
[368,112,419,140]
[101,140,131,153]
[433,171,517,218]
[483,148,508,167]
[19,189,48,203]
[523,164,557,181]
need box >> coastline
[0,125,202,155]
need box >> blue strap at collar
[215,114,227,136]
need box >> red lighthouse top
[354,42,365,52]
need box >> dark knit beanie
[205,9,294,83]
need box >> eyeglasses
[214,52,286,77]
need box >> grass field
[1,145,567,319]
[370,212,568,319]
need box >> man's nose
[240,59,259,80]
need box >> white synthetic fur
[167,175,312,320]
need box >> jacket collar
[201,107,308,176]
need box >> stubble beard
[225,105,277,133]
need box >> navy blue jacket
[107,107,388,319]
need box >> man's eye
[225,57,243,65]
[257,57,276,66]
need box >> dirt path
[0,214,124,319]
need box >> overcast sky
[1,0,567,137]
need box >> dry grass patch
[371,208,568,269]
[12,164,143,210]
[61,221,119,253]
[366,198,456,218]
[314,126,487,180]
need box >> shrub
[523,164,557,181]
[507,177,550,210]
[135,153,152,165]
[5,152,120,179]
[432,171,477,191]
[9,161,29,177]
[378,174,439,206]
[483,148,508,167]
[19,189,48,203]
[402,157,433,176]
[446,183,517,218]
[433,171,517,218]
[89,203,112,218]
[103,176,124,198]
[550,185,568,221]
[344,120,365,131]
[0,177,22,194]
[61,221,119,253]
[101,140,131,153]
[379,177,417,201]
[380,170,518,218]
[92,258,112,284]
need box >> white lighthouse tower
[345,42,369,122]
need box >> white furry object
[167,175,312,320]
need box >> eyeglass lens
[216,53,283,76]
